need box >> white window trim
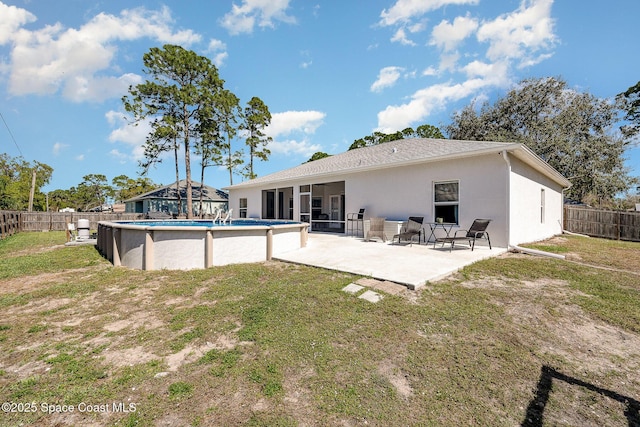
[433,180,460,224]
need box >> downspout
[501,150,512,248]
[502,149,566,260]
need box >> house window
[239,198,247,218]
[540,189,545,223]
[434,181,459,224]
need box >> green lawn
[0,232,638,426]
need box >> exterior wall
[508,156,564,245]
[229,153,511,247]
[230,188,264,218]
[227,152,568,248]
[345,153,509,246]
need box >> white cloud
[477,0,556,66]
[75,154,85,161]
[0,2,35,45]
[422,67,437,76]
[461,60,508,83]
[106,110,151,161]
[268,139,322,157]
[370,66,405,93]
[6,6,200,102]
[266,110,325,137]
[430,14,478,51]
[299,50,312,69]
[375,0,558,133]
[52,142,69,156]
[377,78,489,132]
[220,0,296,35]
[207,39,228,67]
[108,149,130,164]
[379,0,479,27]
[390,27,416,46]
[264,110,325,156]
[438,51,460,72]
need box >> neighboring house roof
[125,180,229,203]
[225,138,571,189]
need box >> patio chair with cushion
[392,216,424,246]
[435,218,492,252]
[366,217,387,242]
[346,208,365,237]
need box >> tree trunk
[184,108,193,219]
[228,134,233,186]
[173,135,181,216]
[199,162,205,219]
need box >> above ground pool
[97,219,308,270]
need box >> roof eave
[510,145,572,188]
[225,144,523,190]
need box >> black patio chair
[347,208,365,237]
[435,218,492,252]
[392,216,424,246]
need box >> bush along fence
[0,210,145,239]
[564,205,640,242]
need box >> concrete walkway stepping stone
[342,283,365,294]
[356,278,407,295]
[358,290,383,303]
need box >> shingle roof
[226,138,525,189]
[125,180,228,202]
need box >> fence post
[617,211,621,240]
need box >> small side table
[425,222,456,243]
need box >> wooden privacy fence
[564,206,640,242]
[0,211,145,237]
[20,212,145,232]
[1,211,21,239]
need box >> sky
[1,0,639,195]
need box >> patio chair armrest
[453,229,469,238]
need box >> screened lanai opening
[309,181,345,233]
[261,187,294,220]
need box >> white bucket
[78,219,90,239]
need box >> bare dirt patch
[378,359,413,398]
[463,275,640,377]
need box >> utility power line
[0,111,24,157]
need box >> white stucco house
[225,138,571,248]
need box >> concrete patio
[274,233,507,290]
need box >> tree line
[46,174,156,212]
[0,162,157,212]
